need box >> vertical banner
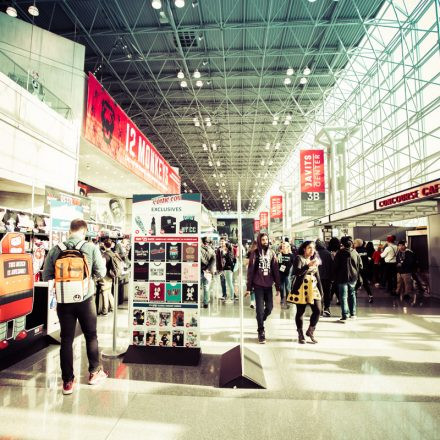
[253,219,260,234]
[300,150,325,217]
[130,194,201,351]
[270,195,283,234]
[259,212,268,232]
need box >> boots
[306,326,318,343]
[297,329,305,344]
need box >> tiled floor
[1,288,439,440]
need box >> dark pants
[295,300,322,329]
[280,276,290,301]
[254,286,273,332]
[356,270,372,296]
[57,296,100,382]
[220,272,227,298]
[321,279,332,309]
[385,263,397,294]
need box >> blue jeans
[338,282,357,318]
[280,276,289,301]
[224,270,234,300]
[201,272,211,306]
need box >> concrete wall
[428,214,440,299]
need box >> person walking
[245,240,258,309]
[354,239,374,303]
[42,219,107,395]
[289,241,323,344]
[246,233,281,344]
[396,240,417,304]
[100,239,118,315]
[216,238,235,303]
[201,237,216,308]
[334,236,362,322]
[277,241,295,309]
[381,235,398,295]
[315,239,334,316]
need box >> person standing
[277,241,295,309]
[42,219,107,395]
[246,240,258,309]
[201,237,216,308]
[315,239,334,316]
[381,235,398,295]
[289,241,323,343]
[354,239,374,303]
[396,240,417,304]
[100,239,119,315]
[372,243,384,287]
[216,238,235,303]
[246,233,281,344]
[334,236,362,322]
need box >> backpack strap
[75,240,87,251]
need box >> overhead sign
[84,74,180,194]
[300,149,325,217]
[259,212,268,231]
[253,219,260,233]
[270,195,283,232]
[376,179,440,210]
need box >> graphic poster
[130,194,201,349]
[300,149,325,217]
[270,195,283,233]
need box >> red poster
[300,150,325,193]
[84,74,180,194]
[270,196,283,219]
[259,212,268,229]
[253,219,260,233]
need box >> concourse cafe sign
[270,195,283,232]
[84,73,180,194]
[300,149,325,217]
[259,211,268,232]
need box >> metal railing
[0,50,72,120]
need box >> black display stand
[123,345,201,366]
[219,345,266,389]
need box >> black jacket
[396,249,417,274]
[333,248,363,284]
[290,255,323,296]
[278,252,295,279]
[315,245,333,280]
[216,246,235,271]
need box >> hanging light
[194,120,200,127]
[284,77,291,85]
[300,77,308,85]
[303,66,311,75]
[193,117,198,123]
[261,160,265,166]
[28,3,39,16]
[221,183,225,187]
[216,160,221,167]
[216,182,220,187]
[284,120,290,125]
[152,0,162,9]
[275,143,280,149]
[196,80,203,87]
[208,160,213,167]
[286,67,294,76]
[193,69,201,79]
[265,143,270,150]
[175,0,185,8]
[177,70,184,79]
[269,160,273,166]
[272,120,277,125]
[202,143,208,150]
[273,115,279,121]
[213,173,217,177]
[219,173,223,177]
[264,172,268,177]
[285,114,292,121]
[180,80,188,87]
[206,121,212,127]
[212,143,217,151]
[6,6,18,17]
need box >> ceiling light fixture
[265,143,270,150]
[269,160,273,166]
[192,0,199,7]
[28,3,39,16]
[216,160,221,167]
[202,143,207,151]
[303,66,311,75]
[284,120,290,125]
[286,114,292,121]
[177,70,185,79]
[175,0,185,8]
[261,160,265,166]
[284,77,291,85]
[180,80,188,87]
[204,117,210,122]
[213,173,217,177]
[286,67,294,76]
[195,121,200,127]
[275,143,280,149]
[6,6,18,17]
[212,143,217,151]
[152,0,162,9]
[206,121,212,127]
[300,77,308,85]
[272,120,277,125]
[216,183,220,187]
[193,69,201,79]
[196,80,203,87]
[219,173,223,177]
[208,160,213,167]
[273,115,279,121]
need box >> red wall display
[259,212,268,230]
[84,74,180,194]
[300,149,325,217]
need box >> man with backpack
[245,232,281,344]
[42,219,107,395]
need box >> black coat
[333,248,363,284]
[290,255,323,296]
[316,247,333,280]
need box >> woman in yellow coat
[287,241,323,344]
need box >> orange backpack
[55,241,90,303]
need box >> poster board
[130,194,201,352]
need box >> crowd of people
[201,232,430,345]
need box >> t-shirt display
[131,193,201,350]
[166,242,182,261]
[161,216,177,234]
[179,217,198,234]
[183,242,198,262]
[150,242,166,261]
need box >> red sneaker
[88,368,108,385]
[62,380,75,395]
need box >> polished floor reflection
[1,287,439,440]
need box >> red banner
[253,219,260,233]
[259,212,268,230]
[84,73,180,194]
[300,150,324,193]
[270,195,283,219]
